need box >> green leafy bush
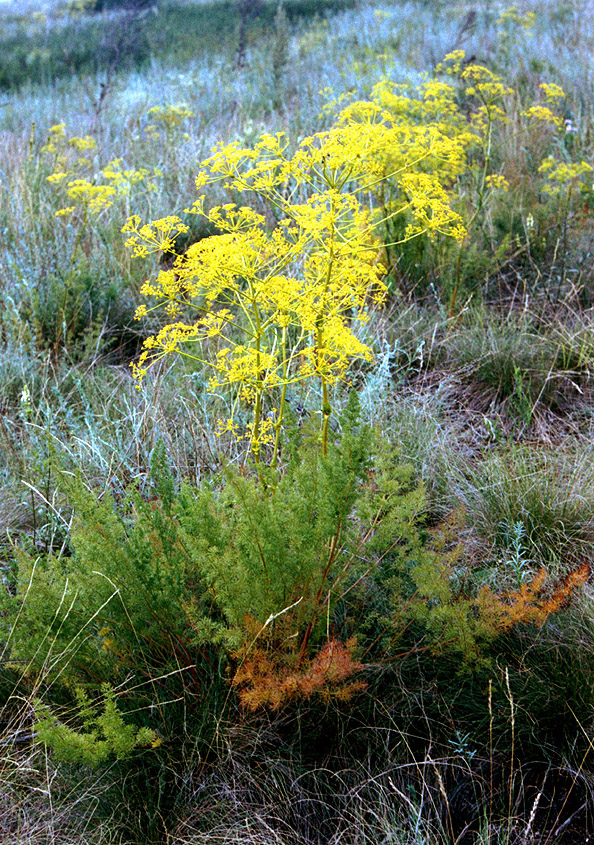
[1,408,426,709]
[35,684,159,767]
[5,404,584,751]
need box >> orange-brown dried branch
[232,637,367,711]
[477,561,590,632]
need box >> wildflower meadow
[3,0,594,842]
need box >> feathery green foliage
[35,685,159,767]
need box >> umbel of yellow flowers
[125,54,543,466]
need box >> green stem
[297,520,342,665]
[271,324,288,469]
[58,205,88,355]
[247,278,265,481]
[252,381,262,466]
[317,200,336,455]
[447,249,463,321]
[321,374,330,457]
[558,188,571,300]
[470,97,494,229]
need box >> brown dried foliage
[232,637,367,711]
[477,561,590,632]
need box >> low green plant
[9,401,577,744]
[1,409,425,708]
[35,684,159,767]
[501,520,533,588]
[551,310,594,387]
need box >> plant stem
[247,280,265,482]
[271,325,288,469]
[318,201,336,456]
[321,374,330,457]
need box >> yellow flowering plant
[126,52,572,463]
[126,87,473,468]
[374,52,570,312]
[42,124,162,276]
[145,104,194,138]
[39,124,161,354]
[43,125,159,222]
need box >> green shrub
[91,0,154,10]
[1,406,424,693]
[7,407,584,751]
[35,684,159,767]
[0,0,355,92]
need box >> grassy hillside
[2,0,594,842]
[0,0,355,90]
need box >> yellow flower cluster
[540,82,565,102]
[44,125,161,219]
[146,104,194,138]
[42,123,97,169]
[521,105,563,129]
[61,179,116,214]
[484,174,509,191]
[428,50,570,227]
[122,215,190,258]
[102,159,160,195]
[496,6,536,32]
[127,74,479,461]
[538,157,593,195]
[127,53,569,463]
